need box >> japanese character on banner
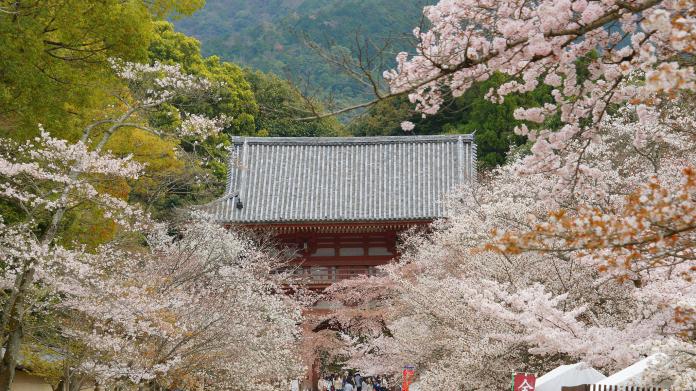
[512,372,536,391]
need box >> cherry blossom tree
[52,216,305,391]
[323,101,695,390]
[305,274,398,376]
[385,0,694,167]
[0,59,228,391]
[483,102,696,390]
[325,165,613,389]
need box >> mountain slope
[174,0,428,104]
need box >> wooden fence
[561,385,664,391]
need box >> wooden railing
[282,265,385,288]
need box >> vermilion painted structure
[207,135,476,289]
[274,226,417,290]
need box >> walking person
[343,378,355,391]
[374,377,385,391]
[333,374,343,391]
[354,372,362,391]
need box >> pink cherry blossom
[400,121,416,131]
[385,0,696,195]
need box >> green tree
[148,21,258,136]
[349,73,560,169]
[0,0,203,142]
[244,69,345,137]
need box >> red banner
[512,373,536,391]
[402,365,415,391]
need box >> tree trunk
[62,358,70,391]
[68,376,81,391]
[0,266,33,391]
[0,324,20,391]
[0,267,27,348]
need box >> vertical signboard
[402,365,415,391]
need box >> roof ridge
[230,134,474,145]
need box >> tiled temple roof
[204,135,476,224]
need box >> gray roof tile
[205,135,476,223]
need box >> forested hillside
[175,0,563,168]
[174,0,428,105]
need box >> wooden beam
[290,257,393,266]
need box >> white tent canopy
[536,362,607,391]
[595,354,668,388]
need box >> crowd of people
[317,372,390,391]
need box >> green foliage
[350,73,560,169]
[0,201,23,226]
[347,98,413,137]
[149,21,344,139]
[61,205,120,250]
[103,127,206,221]
[147,0,206,18]
[0,0,204,142]
[243,69,345,137]
[174,0,428,106]
[148,21,259,136]
[442,75,559,168]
